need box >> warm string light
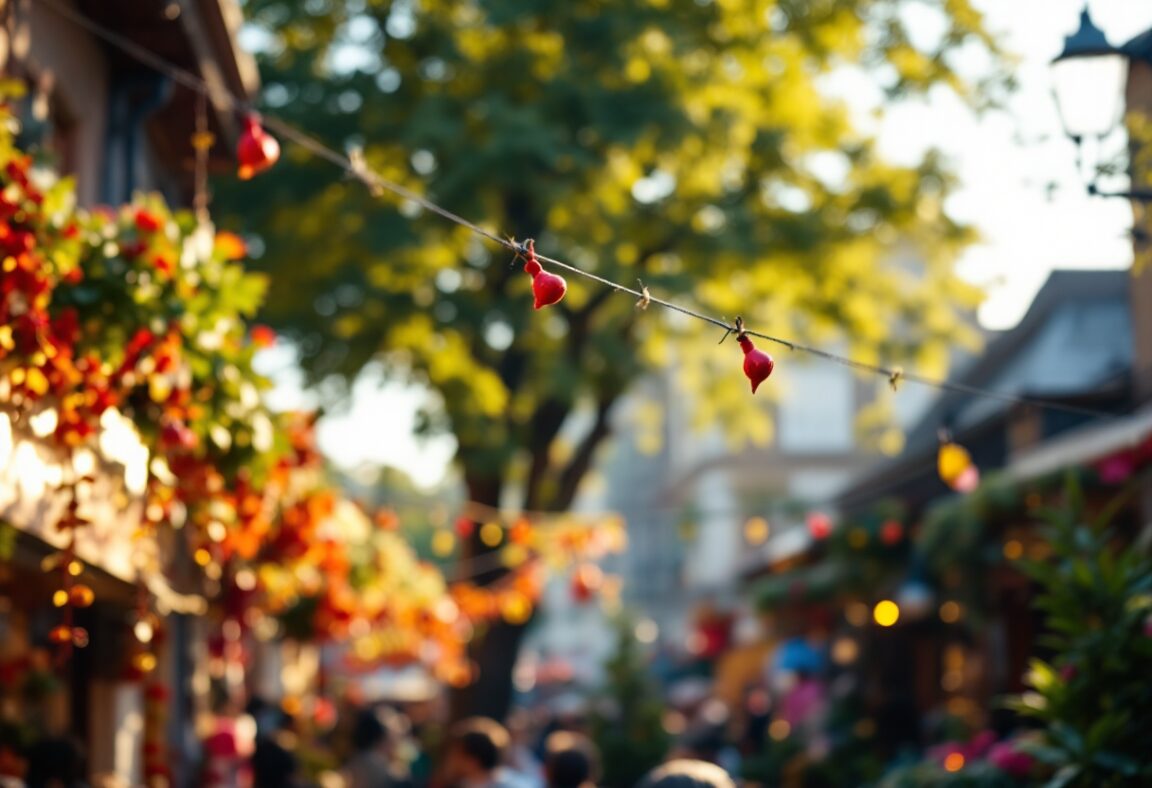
[46,468,96,661]
[937,429,980,492]
[35,0,1123,422]
[191,92,214,225]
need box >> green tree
[589,618,670,788]
[1009,480,1152,787]
[217,0,1003,718]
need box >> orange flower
[214,231,247,260]
[250,324,276,348]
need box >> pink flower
[969,729,997,758]
[1096,454,1135,485]
[988,742,1035,777]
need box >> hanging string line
[35,0,1120,423]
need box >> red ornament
[522,240,566,309]
[807,511,832,540]
[737,332,774,394]
[570,563,603,604]
[250,324,277,348]
[880,520,904,546]
[236,115,280,180]
[454,516,475,539]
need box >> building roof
[1122,27,1152,63]
[838,269,1133,509]
[78,0,259,163]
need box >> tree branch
[550,392,618,511]
[522,397,572,511]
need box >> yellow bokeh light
[134,620,155,643]
[194,548,212,566]
[743,517,770,545]
[873,600,900,627]
[479,522,503,548]
[939,601,962,623]
[501,544,529,568]
[943,753,965,773]
[432,530,456,557]
[937,442,972,484]
[845,601,870,627]
[769,720,791,741]
[66,560,84,577]
[1003,539,1024,560]
[132,652,157,673]
[831,636,859,665]
[501,593,533,625]
[52,589,69,607]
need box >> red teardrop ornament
[531,270,567,309]
[738,334,774,393]
[236,115,280,180]
[522,242,566,309]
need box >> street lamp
[1051,5,1152,202]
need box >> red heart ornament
[738,334,774,393]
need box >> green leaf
[1044,766,1081,788]
[1092,751,1139,776]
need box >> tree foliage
[217,0,1004,716]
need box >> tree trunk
[447,471,529,723]
[448,615,532,723]
[448,387,622,722]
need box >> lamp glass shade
[1051,53,1126,140]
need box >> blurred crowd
[191,697,743,788]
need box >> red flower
[135,209,164,234]
[151,254,174,277]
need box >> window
[777,361,854,452]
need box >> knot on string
[636,279,651,311]
[889,366,904,391]
[734,316,754,353]
[521,238,542,277]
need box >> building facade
[0,2,255,783]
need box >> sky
[264,0,1152,488]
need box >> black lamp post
[1051,5,1152,202]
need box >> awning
[0,408,151,584]
[1007,404,1152,481]
[752,559,848,609]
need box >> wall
[1127,56,1152,403]
[7,3,111,207]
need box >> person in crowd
[203,693,254,788]
[23,736,87,788]
[541,732,598,788]
[634,760,735,788]
[343,707,412,788]
[0,722,27,788]
[251,707,299,788]
[502,711,543,788]
[438,717,520,788]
